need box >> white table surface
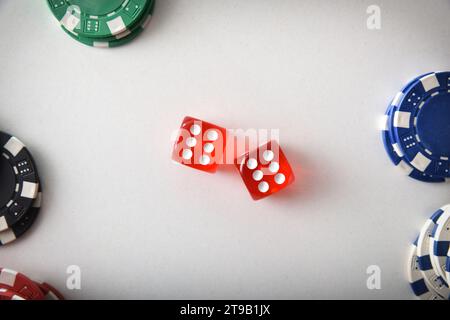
[0,0,449,300]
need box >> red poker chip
[35,281,65,300]
[0,287,26,300]
[0,268,44,300]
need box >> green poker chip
[62,0,154,42]
[61,0,154,43]
[47,0,150,39]
[63,0,155,48]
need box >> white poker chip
[429,207,450,283]
[407,241,444,300]
[416,206,450,298]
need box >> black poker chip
[0,188,42,246]
[0,131,40,232]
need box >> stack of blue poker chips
[408,205,450,300]
[381,72,450,183]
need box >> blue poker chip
[416,207,450,298]
[430,206,450,283]
[407,239,444,300]
[392,72,450,178]
[446,249,450,284]
[381,73,445,182]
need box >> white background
[0,0,449,300]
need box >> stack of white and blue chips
[407,205,450,300]
[381,72,450,183]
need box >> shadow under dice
[172,116,227,173]
[236,140,295,200]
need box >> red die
[235,140,294,200]
[172,116,227,173]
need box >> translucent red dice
[172,116,227,173]
[235,140,295,200]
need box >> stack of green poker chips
[47,0,155,48]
